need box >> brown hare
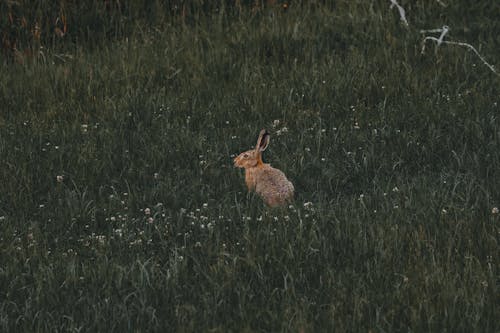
[234,129,294,207]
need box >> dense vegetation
[1,1,499,331]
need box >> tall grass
[1,1,499,331]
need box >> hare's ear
[255,129,270,152]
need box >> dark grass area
[0,1,499,332]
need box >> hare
[234,129,294,207]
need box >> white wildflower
[276,127,288,136]
[303,202,313,210]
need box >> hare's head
[233,129,270,169]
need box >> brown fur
[234,129,294,207]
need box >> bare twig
[442,41,497,74]
[421,26,498,75]
[421,25,449,52]
[420,27,446,34]
[389,0,409,26]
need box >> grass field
[1,1,499,331]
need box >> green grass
[1,1,499,332]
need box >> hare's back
[255,166,294,205]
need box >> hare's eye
[243,153,249,158]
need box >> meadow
[0,1,499,331]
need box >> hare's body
[234,129,294,207]
[248,164,294,207]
